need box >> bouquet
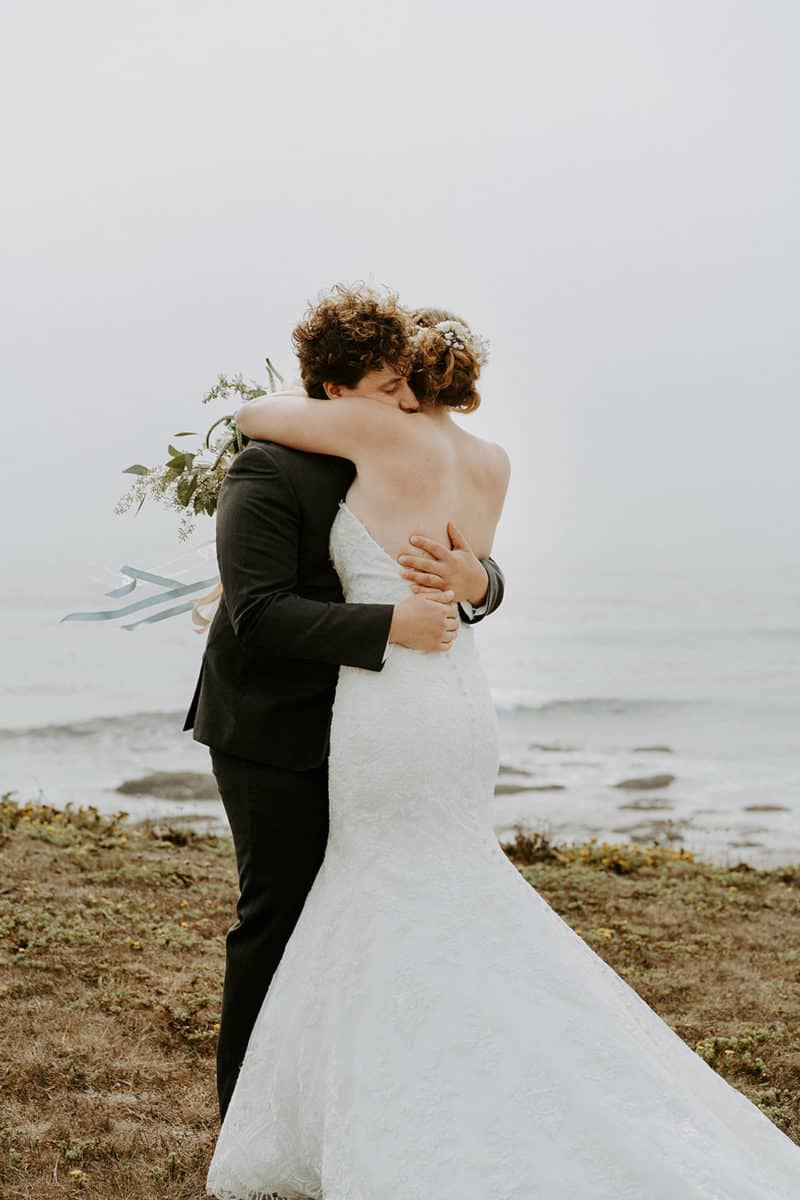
[115,358,283,541]
[61,359,282,632]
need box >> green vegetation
[1,798,798,1197]
[114,360,283,539]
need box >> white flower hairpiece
[433,319,490,367]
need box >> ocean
[2,557,798,866]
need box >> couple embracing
[186,286,799,1199]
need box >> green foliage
[115,357,283,540]
[501,824,703,875]
[694,1028,784,1081]
[0,792,130,847]
[58,1138,94,1164]
[754,1087,793,1130]
[163,989,219,1047]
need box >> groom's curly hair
[292,284,415,399]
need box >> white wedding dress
[207,501,800,1200]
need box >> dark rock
[613,773,675,791]
[617,798,675,811]
[612,818,686,843]
[116,771,220,801]
[494,782,566,795]
[742,804,790,813]
[633,745,674,754]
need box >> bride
[207,308,799,1199]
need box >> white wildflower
[434,320,490,366]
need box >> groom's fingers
[403,567,447,589]
[398,555,452,590]
[411,585,454,601]
[398,553,442,573]
[408,535,447,560]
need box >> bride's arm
[235,390,406,460]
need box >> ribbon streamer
[62,564,220,632]
[191,581,224,633]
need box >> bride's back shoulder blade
[465,431,511,494]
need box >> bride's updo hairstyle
[409,307,488,414]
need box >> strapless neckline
[337,501,402,574]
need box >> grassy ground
[1,797,799,1199]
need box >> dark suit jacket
[184,441,504,770]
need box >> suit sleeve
[216,444,394,671]
[458,557,505,626]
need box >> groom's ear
[323,381,343,400]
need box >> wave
[0,696,707,739]
[490,694,704,717]
[0,709,186,742]
[0,688,782,741]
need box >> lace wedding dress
[207,501,800,1199]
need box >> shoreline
[1,796,798,1196]
[7,758,798,871]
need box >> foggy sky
[2,0,798,604]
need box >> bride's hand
[398,523,489,608]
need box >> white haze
[1,0,798,608]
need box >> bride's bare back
[345,406,509,563]
[235,379,510,562]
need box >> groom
[183,285,505,1120]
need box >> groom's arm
[398,529,505,626]
[460,556,504,626]
[216,443,393,671]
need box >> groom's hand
[389,593,458,654]
[398,522,489,608]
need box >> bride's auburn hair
[409,307,482,414]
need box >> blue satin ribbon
[104,565,193,597]
[122,599,203,630]
[61,566,220,629]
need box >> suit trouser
[210,747,329,1121]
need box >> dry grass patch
[1,800,798,1198]
[1,796,232,1198]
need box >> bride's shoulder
[461,429,511,487]
[486,438,511,479]
[484,441,511,508]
